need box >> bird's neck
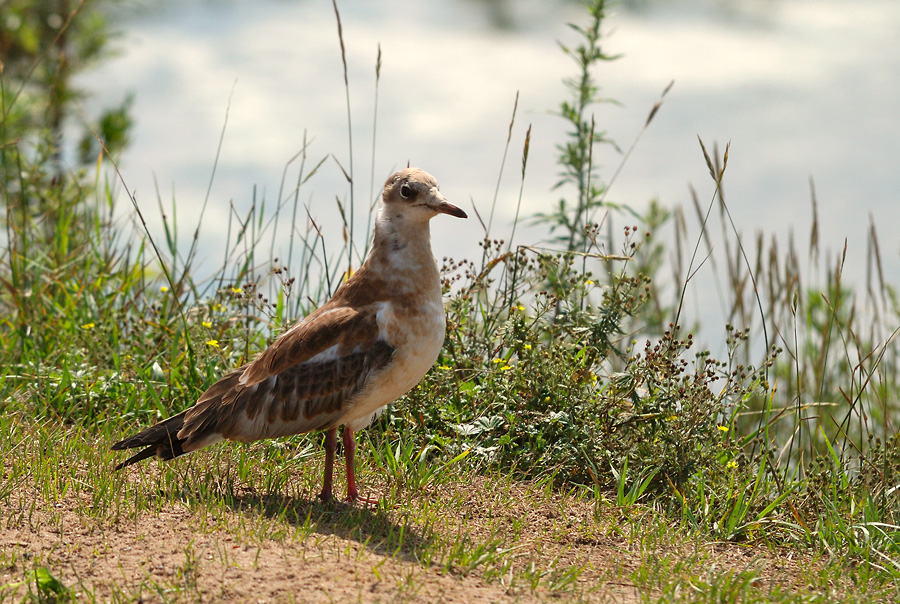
[364,207,439,291]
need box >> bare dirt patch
[2,494,528,603]
[1,473,819,603]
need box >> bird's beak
[430,190,468,219]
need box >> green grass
[2,0,900,601]
[1,411,898,602]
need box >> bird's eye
[399,183,413,199]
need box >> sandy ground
[0,476,810,603]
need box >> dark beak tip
[440,203,467,219]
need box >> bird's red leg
[342,426,359,501]
[343,426,378,506]
[319,427,337,502]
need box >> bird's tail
[111,411,188,470]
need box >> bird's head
[381,168,467,222]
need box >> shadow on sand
[223,490,434,564]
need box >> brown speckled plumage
[112,168,467,502]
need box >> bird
[111,167,467,503]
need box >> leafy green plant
[612,457,658,506]
[1,0,132,175]
[2,567,72,603]
[535,0,620,253]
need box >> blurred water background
[74,0,900,345]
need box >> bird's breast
[343,292,446,424]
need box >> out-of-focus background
[72,1,899,250]
[12,0,896,343]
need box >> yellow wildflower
[160,286,169,292]
[206,339,220,348]
[717,425,729,433]
[80,322,95,330]
[202,321,212,328]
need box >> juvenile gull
[112,168,467,502]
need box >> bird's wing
[178,303,395,449]
[240,304,380,386]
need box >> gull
[112,168,467,502]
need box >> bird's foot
[346,490,379,508]
[319,488,377,508]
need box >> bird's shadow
[224,490,434,565]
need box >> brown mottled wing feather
[111,303,394,467]
[239,303,381,386]
[177,306,394,449]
